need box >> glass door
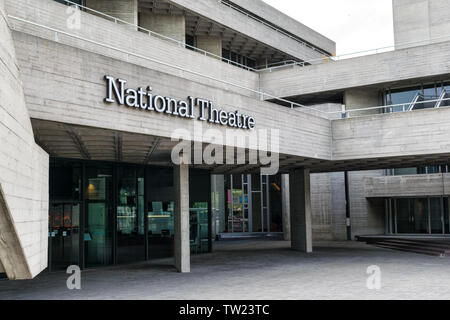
[445,197,450,234]
[396,199,414,233]
[85,166,113,267]
[430,197,444,234]
[117,167,145,263]
[48,202,80,270]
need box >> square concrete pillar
[196,36,222,59]
[85,0,138,25]
[139,13,186,44]
[174,163,190,273]
[289,169,313,253]
[281,174,291,241]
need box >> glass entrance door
[49,202,80,270]
[117,167,145,263]
[85,166,113,267]
[388,197,447,235]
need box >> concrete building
[0,0,449,280]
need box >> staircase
[356,235,450,257]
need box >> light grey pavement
[1,240,450,300]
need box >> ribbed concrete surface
[0,240,450,300]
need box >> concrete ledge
[365,173,450,198]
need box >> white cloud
[262,0,394,56]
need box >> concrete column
[85,0,138,25]
[174,163,190,273]
[289,169,312,253]
[139,13,186,44]
[344,88,381,117]
[281,174,291,241]
[196,36,222,58]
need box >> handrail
[407,92,422,111]
[59,0,258,72]
[7,15,329,116]
[334,97,450,118]
[218,0,331,57]
[434,89,448,109]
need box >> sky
[262,0,394,56]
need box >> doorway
[48,202,81,271]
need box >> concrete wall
[12,30,332,161]
[332,107,450,161]
[310,172,346,241]
[260,40,450,99]
[0,1,49,279]
[85,0,138,25]
[139,12,186,43]
[169,0,326,62]
[366,173,450,198]
[348,171,385,237]
[393,0,450,49]
[229,0,336,55]
[6,0,259,100]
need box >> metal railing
[334,97,450,119]
[219,0,332,57]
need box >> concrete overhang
[165,0,330,62]
[260,41,450,102]
[226,0,336,55]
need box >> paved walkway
[1,240,450,300]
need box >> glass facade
[216,174,284,234]
[385,81,450,112]
[48,159,212,271]
[386,197,450,235]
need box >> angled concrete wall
[393,0,450,49]
[0,0,49,279]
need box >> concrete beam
[281,174,291,241]
[174,161,190,273]
[289,169,312,253]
